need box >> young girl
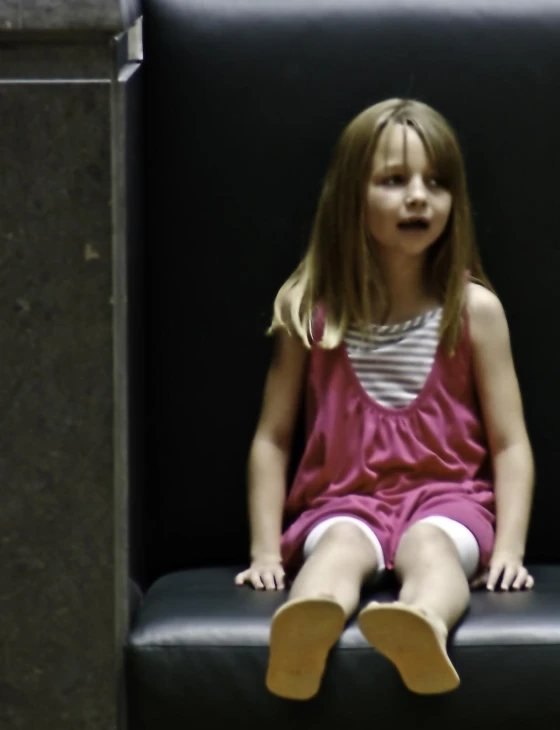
[235,99,534,700]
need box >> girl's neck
[373,254,439,325]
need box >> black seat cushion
[127,565,560,730]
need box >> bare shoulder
[466,281,505,319]
[271,287,308,361]
[275,285,302,335]
[466,282,509,343]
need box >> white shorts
[302,514,480,579]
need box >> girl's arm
[235,325,308,590]
[468,282,535,591]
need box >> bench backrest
[140,0,560,585]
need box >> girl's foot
[357,601,460,694]
[266,596,346,700]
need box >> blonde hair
[268,98,492,353]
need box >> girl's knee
[320,522,373,550]
[396,522,459,566]
[316,522,380,568]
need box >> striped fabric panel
[344,308,442,408]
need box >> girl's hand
[234,558,285,590]
[470,550,534,592]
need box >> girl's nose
[405,178,427,206]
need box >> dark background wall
[140,0,560,590]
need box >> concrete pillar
[0,2,141,728]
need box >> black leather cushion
[127,565,560,730]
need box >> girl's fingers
[234,570,249,585]
[261,571,277,590]
[235,567,286,590]
[487,563,534,591]
[486,562,505,591]
[512,567,528,591]
[499,564,517,591]
[251,572,266,590]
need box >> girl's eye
[383,174,406,186]
[427,177,445,189]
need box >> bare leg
[267,523,379,700]
[289,522,379,614]
[358,522,469,694]
[395,522,470,636]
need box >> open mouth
[397,218,430,230]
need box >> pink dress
[280,308,495,577]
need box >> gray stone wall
[0,4,141,727]
[0,0,141,30]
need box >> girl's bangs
[406,116,459,188]
[373,106,459,189]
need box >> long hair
[269,98,492,353]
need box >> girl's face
[366,123,452,260]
